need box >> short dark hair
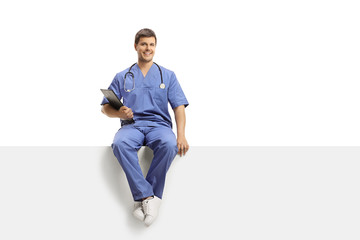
[134,28,157,45]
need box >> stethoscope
[124,62,165,92]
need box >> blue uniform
[101,63,188,201]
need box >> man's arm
[173,105,189,156]
[101,104,133,119]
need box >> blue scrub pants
[111,124,178,201]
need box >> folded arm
[101,104,133,120]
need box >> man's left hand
[177,136,189,157]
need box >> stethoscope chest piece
[160,83,166,89]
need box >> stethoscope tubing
[124,62,164,92]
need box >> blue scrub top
[101,63,189,128]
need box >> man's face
[135,37,156,63]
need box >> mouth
[143,52,152,57]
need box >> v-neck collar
[135,63,155,79]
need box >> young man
[101,28,189,226]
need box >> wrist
[177,133,185,138]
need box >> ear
[134,43,137,51]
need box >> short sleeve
[168,72,189,109]
[100,74,122,105]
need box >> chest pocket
[154,88,168,109]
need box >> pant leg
[112,125,154,201]
[145,126,178,199]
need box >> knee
[158,137,177,153]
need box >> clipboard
[100,89,124,110]
[101,89,135,124]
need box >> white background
[1,0,359,146]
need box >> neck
[137,60,153,70]
[137,60,153,78]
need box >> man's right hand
[119,106,133,120]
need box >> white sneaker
[142,196,161,226]
[133,202,145,221]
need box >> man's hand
[177,136,189,157]
[119,106,133,120]
[102,104,132,119]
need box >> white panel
[0,146,359,239]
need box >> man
[101,28,189,226]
